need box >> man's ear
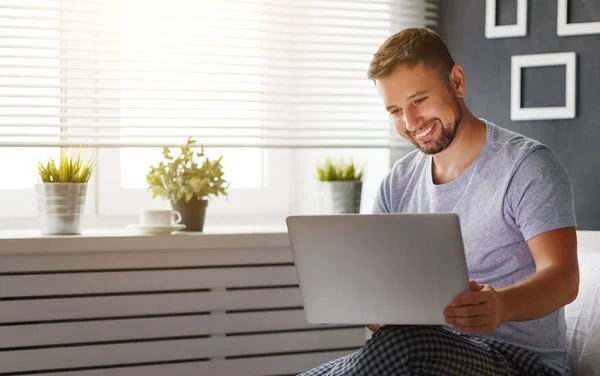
[448,65,466,98]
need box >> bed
[566,231,600,375]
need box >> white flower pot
[35,183,88,235]
[317,181,362,214]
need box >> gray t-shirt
[374,120,576,372]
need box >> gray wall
[438,0,600,230]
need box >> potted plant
[36,150,94,235]
[316,157,364,214]
[146,137,229,232]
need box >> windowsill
[0,225,287,238]
[0,212,291,231]
[0,225,290,255]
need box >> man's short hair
[367,28,455,84]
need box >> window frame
[96,148,293,216]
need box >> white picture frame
[485,0,528,39]
[511,52,577,121]
[557,0,600,36]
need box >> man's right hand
[366,324,382,332]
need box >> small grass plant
[37,149,94,183]
[316,157,364,182]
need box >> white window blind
[0,0,439,150]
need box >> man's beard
[411,94,463,155]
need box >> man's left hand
[443,280,506,333]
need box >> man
[301,28,578,376]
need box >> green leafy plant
[37,149,94,183]
[146,137,229,202]
[316,157,364,181]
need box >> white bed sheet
[565,251,600,376]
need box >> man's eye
[390,108,403,116]
[415,97,427,104]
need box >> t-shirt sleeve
[506,146,576,241]
[372,172,392,214]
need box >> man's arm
[498,226,579,321]
[444,226,579,333]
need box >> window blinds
[0,0,438,148]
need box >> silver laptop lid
[286,213,470,325]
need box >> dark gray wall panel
[438,0,600,229]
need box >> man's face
[376,63,463,155]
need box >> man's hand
[443,280,506,333]
[366,324,382,333]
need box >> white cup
[139,209,182,227]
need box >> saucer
[127,224,186,235]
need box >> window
[0,0,438,223]
[0,1,62,217]
[93,0,291,215]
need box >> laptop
[285,213,470,325]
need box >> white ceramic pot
[35,183,88,235]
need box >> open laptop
[285,213,470,325]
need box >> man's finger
[450,323,492,333]
[445,301,489,318]
[470,280,484,291]
[446,314,489,327]
[451,291,489,307]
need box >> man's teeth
[416,122,435,139]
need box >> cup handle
[172,211,182,224]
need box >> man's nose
[404,107,422,133]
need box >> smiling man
[300,28,578,376]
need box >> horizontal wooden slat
[34,350,355,376]
[0,247,294,273]
[0,266,299,297]
[0,288,303,323]
[0,328,365,374]
[0,310,332,348]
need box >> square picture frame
[511,52,577,121]
[485,0,528,39]
[557,0,600,36]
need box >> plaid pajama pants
[299,325,564,376]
